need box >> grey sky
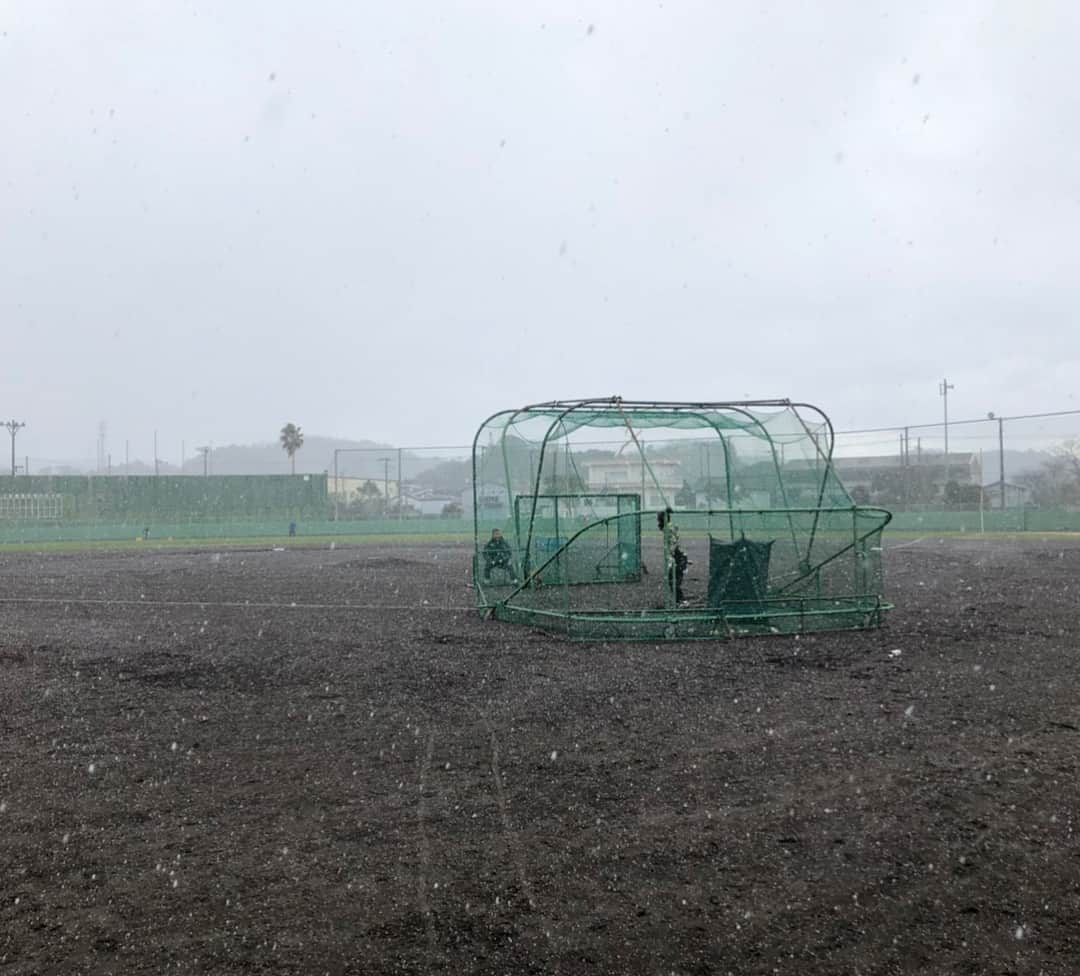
[3,1,1078,464]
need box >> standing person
[657,508,687,604]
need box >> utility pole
[939,378,954,494]
[197,446,210,477]
[379,456,391,519]
[4,421,26,477]
[397,447,404,521]
[333,449,340,520]
[998,415,1005,510]
[97,421,107,473]
[989,412,1006,510]
[154,430,159,477]
[903,426,910,504]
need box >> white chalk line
[0,596,477,612]
[888,537,927,550]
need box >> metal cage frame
[472,397,892,640]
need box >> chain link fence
[4,408,1080,543]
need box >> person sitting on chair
[483,528,515,582]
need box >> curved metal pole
[613,397,674,512]
[692,402,798,553]
[789,402,839,570]
[481,404,537,561]
[472,408,518,598]
[771,507,892,595]
[525,400,618,575]
[662,407,740,539]
[532,399,791,548]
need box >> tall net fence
[4,408,1079,544]
[832,409,1080,530]
[0,444,477,543]
[331,445,472,521]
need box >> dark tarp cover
[707,536,774,612]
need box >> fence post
[998,416,1006,510]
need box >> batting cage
[472,398,892,640]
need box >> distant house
[580,458,683,509]
[787,451,983,503]
[401,487,462,517]
[831,453,981,489]
[468,459,687,514]
[467,483,509,519]
[981,480,1028,509]
[334,476,399,500]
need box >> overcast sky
[2,1,1078,464]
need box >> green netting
[473,398,892,640]
[0,474,328,523]
[512,493,641,584]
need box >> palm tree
[279,423,304,474]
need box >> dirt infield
[0,538,1078,974]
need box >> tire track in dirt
[487,727,541,914]
[416,729,439,958]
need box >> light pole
[397,447,404,522]
[333,449,340,521]
[379,456,391,518]
[939,378,954,494]
[197,445,210,477]
[4,421,26,477]
[988,412,1006,510]
[998,414,1005,509]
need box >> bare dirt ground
[0,537,1078,975]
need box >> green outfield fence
[2,511,1080,546]
[2,465,1080,545]
[0,474,328,519]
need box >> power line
[835,407,1080,436]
